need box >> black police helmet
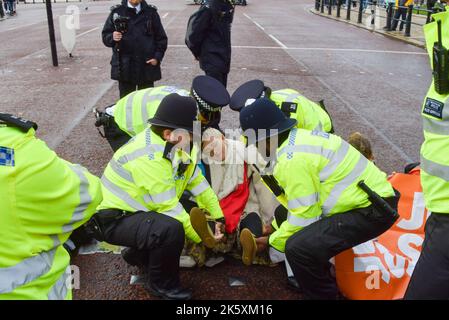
[191,75,230,114]
[240,98,297,143]
[148,93,198,133]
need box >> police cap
[230,79,266,111]
[191,75,230,113]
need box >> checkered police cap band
[192,89,222,113]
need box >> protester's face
[128,0,142,7]
[202,135,226,162]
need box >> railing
[316,0,445,38]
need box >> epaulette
[0,113,38,132]
[148,4,157,10]
[110,4,121,12]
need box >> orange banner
[335,168,429,300]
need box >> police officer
[404,10,449,300]
[185,0,235,87]
[238,98,399,299]
[96,75,230,151]
[230,79,334,133]
[93,94,225,300]
[191,75,230,129]
[0,114,102,299]
[102,0,168,98]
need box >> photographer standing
[102,0,168,98]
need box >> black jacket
[102,1,168,84]
[185,0,234,74]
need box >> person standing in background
[102,0,168,98]
[185,0,235,87]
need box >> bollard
[337,0,341,17]
[404,5,413,36]
[346,0,351,20]
[321,0,325,13]
[316,0,320,11]
[328,0,332,14]
[358,0,363,23]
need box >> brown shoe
[190,207,216,249]
[240,228,256,266]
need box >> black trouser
[285,197,399,300]
[205,69,228,88]
[240,212,263,238]
[391,7,407,31]
[104,119,132,152]
[101,210,185,290]
[119,81,154,99]
[404,213,449,300]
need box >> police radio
[432,20,449,94]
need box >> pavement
[0,0,432,300]
[311,3,430,48]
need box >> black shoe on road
[145,283,192,300]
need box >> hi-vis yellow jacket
[0,125,102,299]
[113,86,190,137]
[270,89,333,133]
[97,127,224,243]
[420,10,449,213]
[268,128,395,252]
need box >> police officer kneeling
[92,94,225,300]
[239,98,400,300]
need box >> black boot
[145,283,192,300]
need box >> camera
[113,13,130,33]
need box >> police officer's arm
[185,6,213,59]
[15,135,102,239]
[152,11,168,63]
[187,165,224,221]
[102,12,116,48]
[133,158,201,243]
[268,159,322,252]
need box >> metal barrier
[318,0,442,38]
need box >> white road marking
[269,34,288,49]
[162,12,169,19]
[49,80,115,149]
[76,27,100,38]
[243,13,265,31]
[167,44,426,55]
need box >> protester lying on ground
[180,128,280,267]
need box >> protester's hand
[255,236,268,253]
[214,221,225,242]
[262,224,273,236]
[113,31,123,42]
[146,58,158,66]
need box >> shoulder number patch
[0,146,15,166]
[423,97,444,119]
